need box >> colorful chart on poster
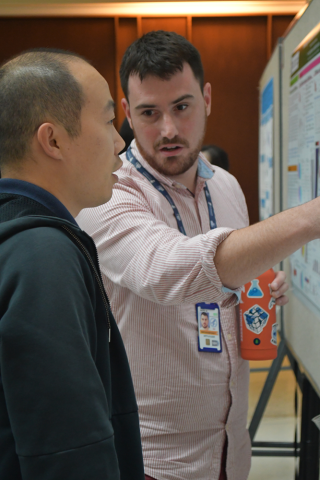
[288,23,320,312]
[259,78,274,220]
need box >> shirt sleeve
[0,227,120,480]
[77,180,242,308]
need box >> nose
[160,113,179,139]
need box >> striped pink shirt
[77,140,251,480]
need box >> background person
[76,31,320,480]
[0,49,144,480]
[201,144,229,171]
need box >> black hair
[201,144,229,171]
[120,30,204,100]
[0,48,88,168]
[201,312,209,318]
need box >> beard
[132,112,207,177]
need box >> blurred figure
[201,144,229,171]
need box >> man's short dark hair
[201,312,209,318]
[0,48,88,168]
[120,30,204,100]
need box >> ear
[36,123,63,160]
[121,98,133,129]
[203,82,211,116]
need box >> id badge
[196,302,222,353]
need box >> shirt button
[227,333,232,340]
[230,380,235,388]
[226,424,229,432]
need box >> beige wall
[0,0,130,4]
[0,0,307,17]
[0,0,210,4]
[0,0,166,4]
[0,0,308,5]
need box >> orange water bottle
[239,268,277,360]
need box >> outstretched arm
[215,198,319,290]
[78,181,244,307]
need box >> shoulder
[205,166,249,227]
[7,224,78,253]
[77,157,154,230]
[198,153,241,194]
[115,155,157,204]
[1,225,91,280]
[207,164,245,198]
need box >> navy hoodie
[0,183,144,480]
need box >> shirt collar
[129,140,214,191]
[0,178,78,226]
[197,157,214,179]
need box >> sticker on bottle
[271,323,278,345]
[243,305,269,335]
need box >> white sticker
[271,323,278,345]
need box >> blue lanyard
[126,147,217,235]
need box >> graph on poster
[288,23,320,312]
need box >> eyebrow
[135,94,194,111]
[104,100,116,113]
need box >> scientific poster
[288,23,320,312]
[259,78,274,220]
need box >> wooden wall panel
[193,16,268,224]
[272,14,295,49]
[115,17,138,128]
[0,18,116,98]
[141,17,187,37]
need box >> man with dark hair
[0,49,144,480]
[78,30,319,479]
[119,30,204,99]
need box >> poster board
[282,0,320,395]
[288,22,320,312]
[259,42,282,221]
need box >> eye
[176,104,188,111]
[107,118,115,125]
[142,110,154,117]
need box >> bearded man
[77,31,320,480]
